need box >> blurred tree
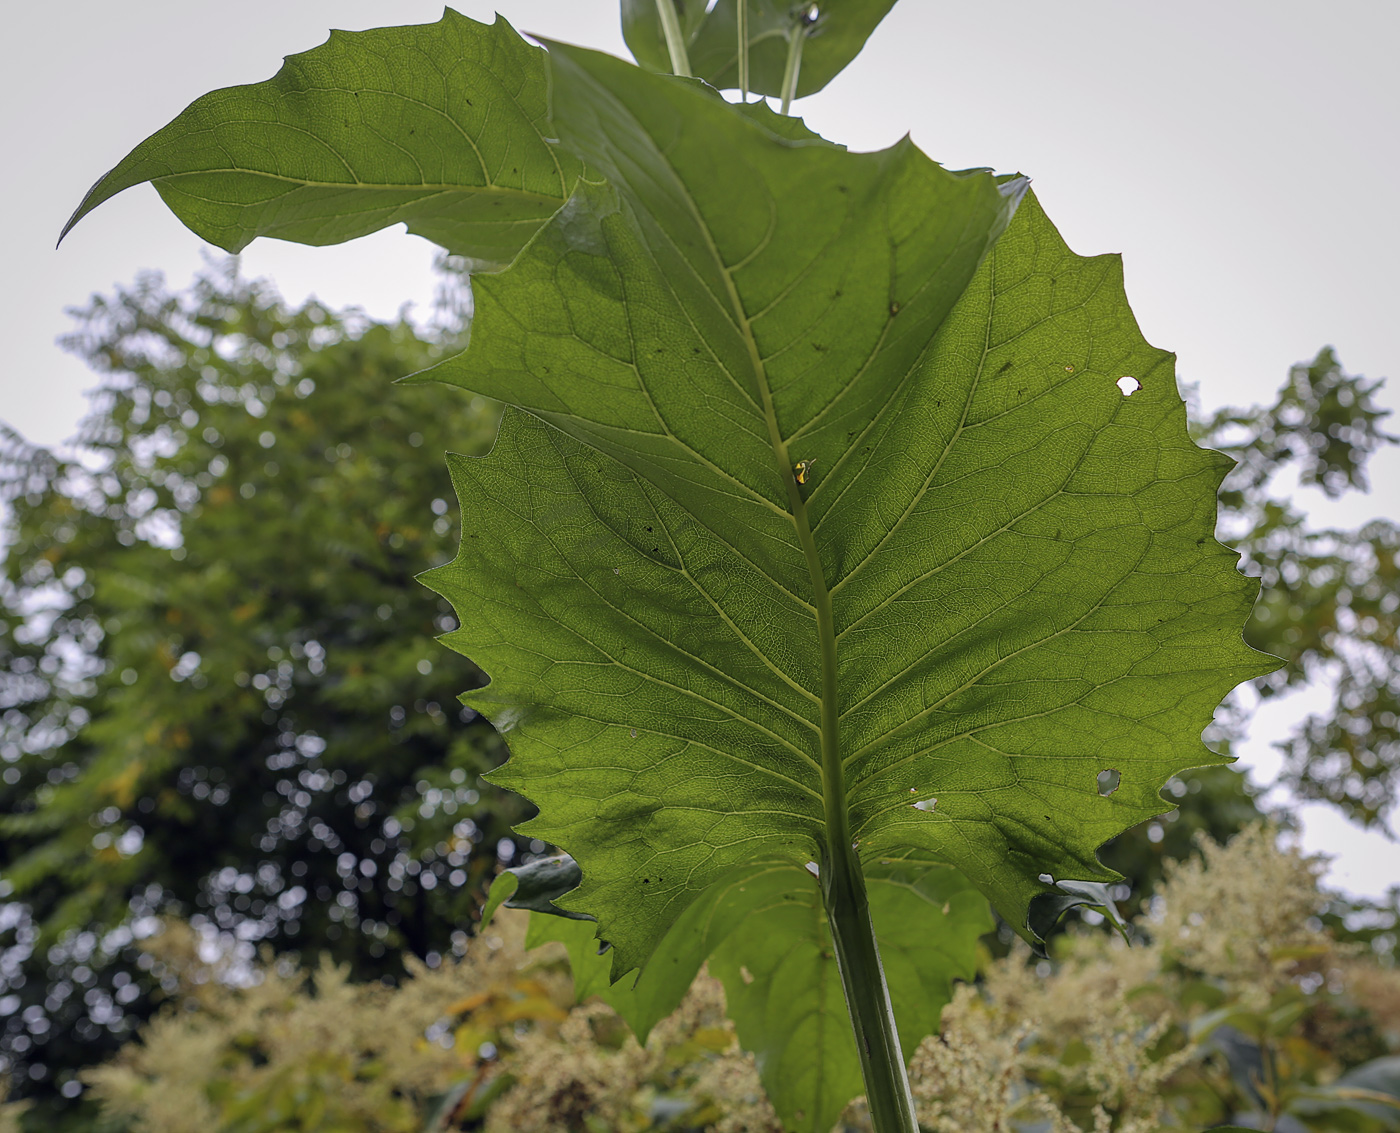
[0,263,528,1122]
[1199,348,1399,829]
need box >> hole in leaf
[1116,375,1141,396]
[804,861,820,877]
[1097,768,1121,796]
[912,797,937,812]
[1038,872,1054,884]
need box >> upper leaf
[622,0,899,99]
[60,12,580,270]
[421,40,1274,980]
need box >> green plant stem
[790,471,917,1133]
[821,814,918,1131]
[778,22,806,115]
[728,171,917,1130]
[654,0,692,77]
[737,0,749,101]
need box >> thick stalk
[800,505,918,1133]
[823,838,918,1133]
[654,0,692,77]
[778,22,806,115]
[737,0,749,101]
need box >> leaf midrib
[651,124,849,854]
[155,168,568,204]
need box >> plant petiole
[779,5,819,115]
[737,0,749,101]
[654,0,692,77]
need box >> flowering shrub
[3,825,1396,1131]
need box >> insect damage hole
[1116,375,1142,396]
[1097,768,1122,796]
[912,797,937,812]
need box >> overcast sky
[2,1,1397,894]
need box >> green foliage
[62,910,782,1133]
[0,265,528,1118]
[621,0,899,99]
[417,22,1268,945]
[518,854,989,1131]
[8,827,1398,1133]
[912,825,1400,1132]
[59,13,579,271]
[1196,348,1400,827]
[59,8,1278,1128]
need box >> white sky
[2,1,1397,896]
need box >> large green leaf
[524,852,989,1133]
[622,0,899,99]
[421,34,1271,986]
[60,12,579,270]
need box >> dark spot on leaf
[889,301,900,316]
[998,361,1013,374]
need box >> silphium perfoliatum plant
[61,3,1275,1129]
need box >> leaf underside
[422,33,1273,984]
[529,852,990,1133]
[60,12,579,270]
